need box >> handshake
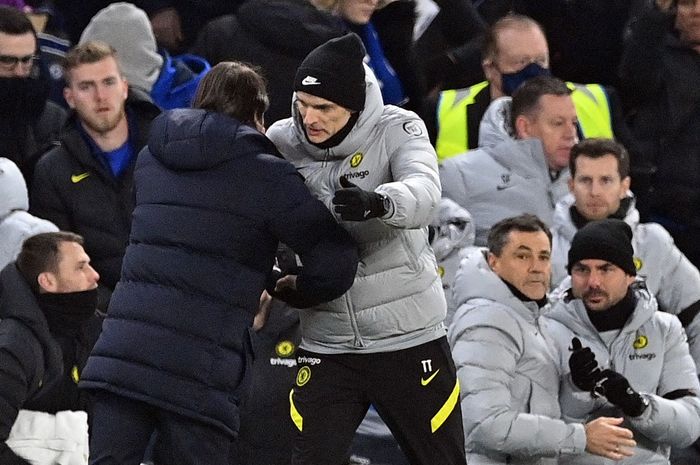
[569,337,649,417]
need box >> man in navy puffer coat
[80,62,358,465]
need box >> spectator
[543,218,700,464]
[135,0,244,53]
[80,61,358,465]
[550,138,700,372]
[440,75,577,245]
[0,232,102,465]
[0,5,66,184]
[449,214,635,464]
[413,0,487,92]
[0,157,57,270]
[79,2,210,110]
[318,0,426,112]
[30,41,160,310]
[191,0,345,125]
[267,33,466,465]
[430,14,625,163]
[619,0,700,265]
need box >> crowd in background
[0,0,699,464]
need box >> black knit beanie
[294,33,366,112]
[567,219,636,276]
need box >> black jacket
[29,89,160,297]
[0,99,66,187]
[191,0,345,125]
[0,264,102,465]
[80,109,358,436]
[620,6,700,228]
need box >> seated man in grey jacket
[550,138,700,374]
[449,214,635,464]
[440,75,577,245]
[543,219,700,464]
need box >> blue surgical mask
[501,62,551,96]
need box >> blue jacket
[150,51,210,110]
[80,109,358,435]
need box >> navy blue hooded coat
[80,109,358,435]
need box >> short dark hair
[16,232,84,292]
[192,61,269,126]
[510,75,571,130]
[487,214,552,257]
[482,14,545,61]
[569,138,630,179]
[0,6,35,36]
[63,40,121,85]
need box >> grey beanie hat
[79,2,163,92]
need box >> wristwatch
[380,194,392,216]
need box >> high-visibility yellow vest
[435,81,489,162]
[567,82,614,140]
[435,80,614,162]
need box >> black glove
[332,176,387,221]
[568,337,603,392]
[265,268,321,309]
[599,369,649,417]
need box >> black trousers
[88,390,233,465]
[289,336,466,465]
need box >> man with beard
[543,219,700,464]
[0,232,102,465]
[449,214,634,464]
[30,41,160,309]
[0,6,66,185]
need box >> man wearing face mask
[0,231,103,465]
[0,6,66,186]
[440,75,578,245]
[431,14,620,162]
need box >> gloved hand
[569,337,604,392]
[265,268,320,309]
[332,176,387,221]
[599,369,649,417]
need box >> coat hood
[147,109,280,171]
[79,2,163,93]
[0,263,63,379]
[0,157,29,217]
[237,0,345,59]
[453,248,547,323]
[478,96,514,148]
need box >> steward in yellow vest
[435,81,613,162]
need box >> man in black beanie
[267,33,467,465]
[541,218,700,464]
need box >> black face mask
[37,288,98,333]
[0,74,50,121]
[501,62,551,96]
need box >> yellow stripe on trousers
[430,379,460,433]
[289,389,303,432]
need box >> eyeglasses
[0,54,39,70]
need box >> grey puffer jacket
[448,250,586,465]
[440,138,569,246]
[267,65,445,354]
[551,192,700,372]
[542,288,700,465]
[0,157,57,270]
